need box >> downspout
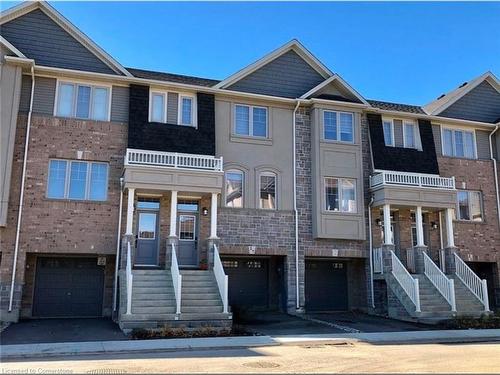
[489,125,500,227]
[9,63,35,312]
[292,99,301,310]
[113,177,125,312]
[368,196,375,309]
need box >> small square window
[323,111,354,143]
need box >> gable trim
[0,35,26,58]
[214,39,332,90]
[299,74,369,105]
[0,1,131,77]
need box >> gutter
[367,197,375,309]
[9,60,35,312]
[489,125,500,227]
[112,177,125,312]
[292,99,302,310]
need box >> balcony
[370,170,455,190]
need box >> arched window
[225,169,244,208]
[259,171,277,210]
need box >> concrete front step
[182,293,220,300]
[182,300,223,308]
[181,280,218,287]
[133,281,172,288]
[120,313,177,321]
[132,306,177,314]
[182,286,218,294]
[133,293,175,301]
[181,306,224,314]
[133,299,175,307]
[179,312,231,320]
[133,287,176,294]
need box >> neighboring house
[0,2,498,329]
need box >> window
[56,82,110,121]
[150,91,196,126]
[180,96,193,125]
[234,104,268,138]
[442,128,476,159]
[225,170,243,208]
[325,177,357,213]
[403,121,417,148]
[47,159,108,201]
[259,172,276,209]
[151,93,166,123]
[383,119,394,146]
[323,111,354,143]
[456,190,483,221]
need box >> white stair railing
[213,244,229,314]
[406,248,416,273]
[373,247,383,274]
[439,249,446,273]
[454,253,490,311]
[170,243,182,315]
[423,251,456,311]
[126,241,133,315]
[391,250,421,312]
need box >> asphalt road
[2,341,500,373]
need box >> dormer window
[382,118,421,150]
[403,120,417,149]
[149,90,196,127]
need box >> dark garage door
[305,259,348,311]
[33,257,104,317]
[223,258,269,309]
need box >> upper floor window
[456,190,483,222]
[149,90,196,126]
[403,120,418,149]
[234,104,268,138]
[259,172,276,209]
[180,96,193,125]
[225,170,244,208]
[324,177,356,213]
[47,159,108,201]
[382,119,394,146]
[323,111,354,143]
[442,128,476,159]
[56,82,110,121]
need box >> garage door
[33,257,104,317]
[223,258,269,309]
[305,260,348,311]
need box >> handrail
[126,148,224,172]
[213,244,229,314]
[170,243,182,315]
[390,250,421,312]
[454,253,490,311]
[373,247,383,274]
[126,241,133,315]
[423,251,456,311]
[370,170,455,190]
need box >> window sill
[439,155,479,161]
[322,210,361,217]
[149,120,197,129]
[453,219,486,225]
[320,139,357,146]
[54,115,111,123]
[44,197,109,204]
[230,134,272,146]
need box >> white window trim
[324,177,357,213]
[382,118,395,147]
[177,93,197,128]
[46,159,109,201]
[440,126,478,159]
[225,169,244,208]
[402,120,418,149]
[149,91,167,123]
[54,79,112,122]
[322,110,355,144]
[456,190,483,222]
[233,104,269,138]
[259,171,277,210]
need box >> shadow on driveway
[1,318,127,345]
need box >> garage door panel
[305,260,348,311]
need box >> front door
[135,209,159,266]
[177,200,199,267]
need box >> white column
[445,208,455,248]
[415,206,425,246]
[383,203,393,245]
[169,190,178,237]
[210,192,218,239]
[125,188,135,235]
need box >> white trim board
[300,74,369,105]
[0,35,26,58]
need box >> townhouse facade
[0,2,498,329]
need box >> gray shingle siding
[393,120,403,147]
[439,81,500,123]
[110,86,129,123]
[475,129,491,160]
[167,92,179,124]
[432,124,442,156]
[19,76,56,115]
[1,9,117,75]
[227,50,325,98]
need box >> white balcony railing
[370,170,455,190]
[126,148,223,172]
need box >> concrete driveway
[0,318,127,345]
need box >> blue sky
[2,1,499,104]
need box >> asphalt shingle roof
[126,67,220,87]
[367,100,425,114]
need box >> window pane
[339,113,353,142]
[443,129,453,156]
[89,163,108,201]
[57,83,75,117]
[404,123,415,148]
[341,179,356,213]
[324,111,337,140]
[383,121,393,146]
[325,178,339,211]
[253,107,267,137]
[469,191,482,221]
[138,212,157,239]
[455,131,465,157]
[464,131,475,158]
[181,97,192,125]
[76,85,91,118]
[235,105,250,135]
[179,215,195,240]
[260,174,276,209]
[47,160,67,198]
[151,94,165,123]
[225,171,243,208]
[92,87,109,121]
[457,191,469,220]
[68,161,88,200]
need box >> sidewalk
[2,329,500,360]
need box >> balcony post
[210,192,218,239]
[383,203,393,245]
[415,206,425,247]
[169,190,178,237]
[445,208,455,248]
[125,188,135,235]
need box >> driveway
[1,318,127,345]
